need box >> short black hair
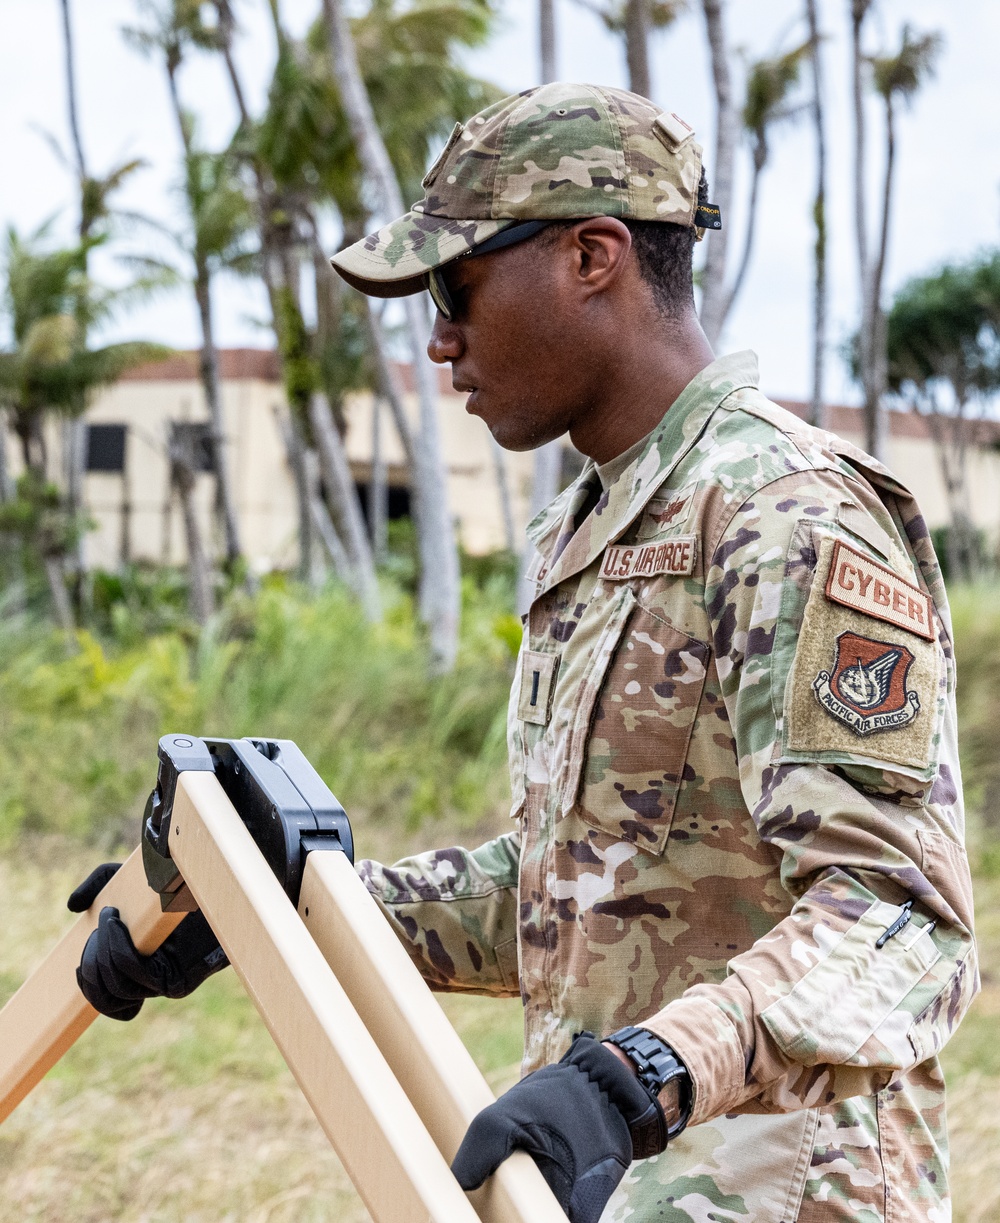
[623,220,696,319]
[535,168,708,320]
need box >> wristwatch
[605,1025,692,1153]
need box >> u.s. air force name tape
[601,535,697,581]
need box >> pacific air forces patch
[780,532,944,780]
[813,631,919,736]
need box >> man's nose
[427,312,463,364]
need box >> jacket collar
[526,350,760,598]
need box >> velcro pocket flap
[761,900,941,1066]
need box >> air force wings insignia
[813,630,920,736]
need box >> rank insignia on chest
[813,630,920,736]
[601,535,696,581]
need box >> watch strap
[605,1025,692,1148]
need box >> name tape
[824,540,934,641]
[601,535,697,581]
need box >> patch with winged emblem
[813,631,919,736]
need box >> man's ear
[565,218,633,300]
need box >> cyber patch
[813,631,919,736]
[781,531,943,777]
[825,540,934,640]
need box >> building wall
[36,360,539,571]
[790,415,1000,536]
[7,353,999,573]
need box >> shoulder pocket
[561,587,710,854]
[777,529,945,787]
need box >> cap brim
[331,211,514,298]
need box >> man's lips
[452,376,481,412]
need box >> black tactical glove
[452,1033,664,1223]
[69,862,229,1021]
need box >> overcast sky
[2,0,998,405]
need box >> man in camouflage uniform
[332,82,978,1222]
[72,82,977,1222]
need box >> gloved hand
[452,1033,664,1223]
[69,861,229,1021]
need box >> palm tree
[698,0,736,348]
[804,0,827,429]
[572,0,683,97]
[720,42,810,322]
[254,10,381,618]
[311,0,499,669]
[125,0,249,572]
[864,25,943,459]
[59,0,153,603]
[0,225,166,626]
[851,5,941,460]
[539,0,557,82]
[885,252,1000,582]
[699,8,807,347]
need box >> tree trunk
[863,92,896,463]
[850,0,886,461]
[194,270,243,567]
[309,392,380,620]
[58,0,91,610]
[624,0,652,98]
[370,395,388,562]
[518,440,562,611]
[164,44,244,573]
[362,301,416,468]
[63,417,86,526]
[169,438,213,625]
[539,0,557,83]
[44,555,75,634]
[322,0,460,670]
[58,0,86,185]
[719,152,763,328]
[0,411,26,613]
[61,416,88,616]
[272,406,315,585]
[0,411,12,503]
[309,474,352,582]
[491,435,517,554]
[698,0,737,348]
[120,472,132,566]
[806,0,828,429]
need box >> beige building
[35,349,544,573]
[7,349,1000,572]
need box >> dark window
[354,481,412,524]
[169,422,214,472]
[85,423,127,473]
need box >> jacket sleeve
[357,831,522,997]
[640,469,979,1126]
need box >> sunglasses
[426,220,551,321]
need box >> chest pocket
[561,587,710,854]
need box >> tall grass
[0,576,521,847]
[948,581,1000,867]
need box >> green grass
[0,577,520,848]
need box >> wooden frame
[0,770,566,1223]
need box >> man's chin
[466,395,565,452]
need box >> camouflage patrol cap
[331,81,715,299]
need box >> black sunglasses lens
[428,269,453,321]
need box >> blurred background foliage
[0,562,522,850]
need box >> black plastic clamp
[142,734,353,912]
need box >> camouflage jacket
[360,351,978,1222]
